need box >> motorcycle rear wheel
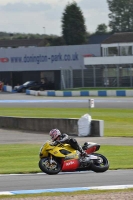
[39,157,61,175]
[90,153,109,173]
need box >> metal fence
[61,65,133,89]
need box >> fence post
[116,65,119,87]
[60,67,66,90]
[93,65,96,87]
[130,64,133,87]
[81,65,84,87]
[70,67,73,88]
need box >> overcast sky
[0,0,110,35]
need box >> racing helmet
[49,129,61,141]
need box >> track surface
[0,93,133,108]
[0,170,133,192]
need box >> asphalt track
[0,170,133,192]
[0,93,133,194]
[0,93,133,108]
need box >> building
[84,32,133,87]
[0,32,133,89]
[0,43,100,89]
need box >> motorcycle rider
[49,128,87,159]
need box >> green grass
[0,144,133,174]
[0,107,133,137]
[0,144,39,174]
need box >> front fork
[48,154,60,165]
[48,154,54,164]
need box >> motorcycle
[39,140,109,175]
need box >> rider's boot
[78,146,88,159]
[78,146,89,162]
[81,149,87,157]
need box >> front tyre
[39,157,61,175]
[90,153,109,173]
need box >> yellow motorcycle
[39,140,109,175]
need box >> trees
[107,0,133,32]
[96,23,108,34]
[61,1,86,45]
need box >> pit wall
[26,89,133,97]
[0,116,104,137]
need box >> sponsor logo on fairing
[66,161,75,166]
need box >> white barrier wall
[3,85,12,92]
[26,89,133,97]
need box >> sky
[0,0,110,36]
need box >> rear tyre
[39,157,61,175]
[90,153,109,173]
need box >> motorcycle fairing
[64,152,79,160]
[83,142,100,154]
[39,141,78,159]
[39,141,54,158]
[62,159,80,171]
[49,144,77,158]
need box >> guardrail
[26,89,133,96]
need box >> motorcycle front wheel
[39,157,61,175]
[90,153,109,173]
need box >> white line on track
[0,99,132,103]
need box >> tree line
[0,0,133,46]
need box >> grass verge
[0,188,133,199]
[0,144,133,174]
